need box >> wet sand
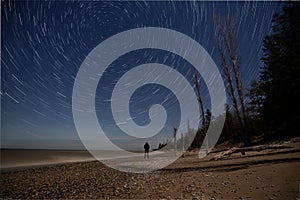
[1,138,300,199]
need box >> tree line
[155,2,299,151]
[192,2,300,149]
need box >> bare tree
[193,71,206,132]
[193,71,208,153]
[214,15,249,144]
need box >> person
[144,142,150,158]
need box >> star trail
[1,1,282,149]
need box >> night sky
[1,1,282,150]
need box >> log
[210,144,292,161]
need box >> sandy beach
[1,138,300,199]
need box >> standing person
[144,142,150,158]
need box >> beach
[1,138,300,199]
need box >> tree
[214,15,249,145]
[193,71,209,152]
[260,2,300,136]
[205,109,212,128]
[246,80,265,117]
[193,71,206,133]
[246,81,265,136]
[218,104,237,143]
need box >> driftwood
[211,144,292,161]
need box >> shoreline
[0,149,167,172]
[1,138,300,199]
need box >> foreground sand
[1,138,300,199]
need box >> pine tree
[247,80,264,117]
[260,2,300,136]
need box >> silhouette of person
[144,142,150,158]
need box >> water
[1,149,179,173]
[0,149,95,170]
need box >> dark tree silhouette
[205,109,212,128]
[247,80,264,117]
[260,2,300,136]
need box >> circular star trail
[1,1,282,149]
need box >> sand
[1,138,300,199]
